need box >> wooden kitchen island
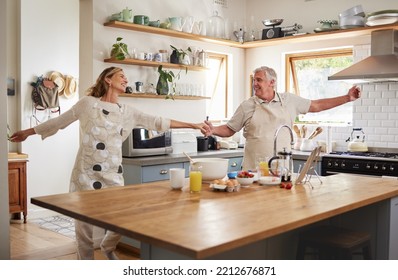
[31,174,398,260]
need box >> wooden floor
[9,219,140,260]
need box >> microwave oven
[122,128,173,157]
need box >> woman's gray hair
[254,66,277,84]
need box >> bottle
[198,50,207,67]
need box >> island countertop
[31,173,398,259]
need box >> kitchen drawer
[142,163,185,183]
[228,157,243,172]
[294,159,321,175]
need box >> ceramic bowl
[236,177,254,186]
[149,20,160,27]
[258,176,281,186]
[190,158,229,181]
[227,171,238,179]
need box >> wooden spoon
[308,127,323,139]
[301,125,307,138]
[293,125,301,138]
[183,152,195,164]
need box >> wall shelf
[104,58,207,71]
[104,21,242,48]
[104,20,398,49]
[119,93,210,100]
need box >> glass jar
[207,11,225,39]
[159,49,168,63]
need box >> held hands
[347,85,361,101]
[195,122,211,136]
[203,120,214,137]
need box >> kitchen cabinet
[124,162,188,184]
[123,157,243,185]
[293,159,321,175]
[8,160,27,223]
[104,21,398,49]
[227,156,243,172]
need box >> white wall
[18,0,80,217]
[0,0,10,260]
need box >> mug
[169,168,185,190]
[134,15,149,25]
[148,20,160,27]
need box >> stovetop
[328,151,398,160]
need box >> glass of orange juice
[189,165,202,193]
[256,156,269,176]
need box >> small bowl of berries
[236,171,255,186]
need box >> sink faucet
[273,124,294,157]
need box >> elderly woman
[10,66,209,260]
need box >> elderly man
[204,66,361,170]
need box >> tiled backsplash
[329,44,398,151]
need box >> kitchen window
[285,48,354,126]
[206,52,228,120]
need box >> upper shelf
[104,58,207,71]
[104,21,242,48]
[104,21,398,49]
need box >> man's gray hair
[254,66,277,83]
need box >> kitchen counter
[31,173,398,259]
[122,148,244,166]
[122,148,321,166]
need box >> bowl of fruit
[236,171,255,186]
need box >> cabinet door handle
[230,162,237,167]
[160,169,168,175]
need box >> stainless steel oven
[321,150,398,177]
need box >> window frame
[284,48,353,96]
[206,52,229,120]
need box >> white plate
[258,176,281,186]
[366,16,398,26]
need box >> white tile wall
[330,44,398,151]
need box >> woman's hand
[9,128,36,142]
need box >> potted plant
[170,45,192,65]
[110,37,129,60]
[156,65,186,98]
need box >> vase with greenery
[170,45,192,65]
[156,65,186,98]
[110,37,129,60]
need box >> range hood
[328,29,398,82]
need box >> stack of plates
[366,10,398,26]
